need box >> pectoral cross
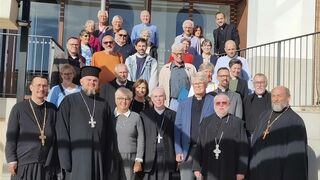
[213,144,221,159]
[89,116,96,128]
[39,130,46,146]
[262,127,270,140]
[157,133,163,144]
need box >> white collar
[114,108,131,117]
[116,79,127,86]
[154,108,165,115]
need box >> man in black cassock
[243,73,271,138]
[193,93,248,180]
[213,12,240,55]
[140,87,177,180]
[249,86,308,180]
[100,63,134,111]
[56,66,115,180]
[5,75,58,180]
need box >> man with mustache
[91,35,123,85]
[56,66,116,180]
[249,86,308,180]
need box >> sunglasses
[118,34,128,37]
[103,41,113,45]
[215,101,228,106]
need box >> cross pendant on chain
[213,144,221,159]
[157,133,163,143]
[89,116,96,128]
[39,130,46,146]
[262,127,270,140]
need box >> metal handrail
[234,32,320,107]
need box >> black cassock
[249,107,308,180]
[140,108,177,180]
[193,113,248,180]
[56,91,115,180]
[5,100,58,180]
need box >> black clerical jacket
[100,78,134,111]
[140,108,177,173]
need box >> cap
[80,66,101,78]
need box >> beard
[83,88,96,96]
[272,102,287,112]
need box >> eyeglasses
[117,97,131,101]
[61,73,73,76]
[215,101,228,106]
[173,52,183,56]
[69,43,79,47]
[103,41,113,45]
[118,34,127,37]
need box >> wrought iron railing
[237,32,320,107]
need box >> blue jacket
[174,94,215,159]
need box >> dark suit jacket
[235,78,249,100]
[100,78,134,111]
[213,23,240,54]
[140,108,177,172]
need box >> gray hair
[97,10,108,18]
[140,28,151,37]
[199,62,214,72]
[151,87,166,98]
[171,43,184,53]
[84,20,95,28]
[112,15,123,23]
[182,19,194,28]
[115,87,133,100]
[214,93,230,104]
[224,40,236,48]
[191,71,208,84]
[253,73,268,83]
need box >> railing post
[16,0,30,102]
[276,41,281,86]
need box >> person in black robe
[243,73,271,138]
[193,93,248,180]
[140,87,177,180]
[249,86,308,180]
[213,12,240,55]
[100,64,134,111]
[56,66,115,180]
[5,75,58,180]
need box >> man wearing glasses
[158,43,196,109]
[91,35,124,85]
[212,67,243,119]
[114,29,136,60]
[193,93,248,180]
[50,36,85,87]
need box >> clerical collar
[154,108,165,115]
[114,108,131,117]
[136,53,147,58]
[193,94,205,101]
[116,79,127,86]
[255,91,267,98]
[30,98,45,106]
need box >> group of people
[5,8,308,180]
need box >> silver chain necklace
[80,91,96,128]
[213,115,229,159]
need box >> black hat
[80,66,101,78]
